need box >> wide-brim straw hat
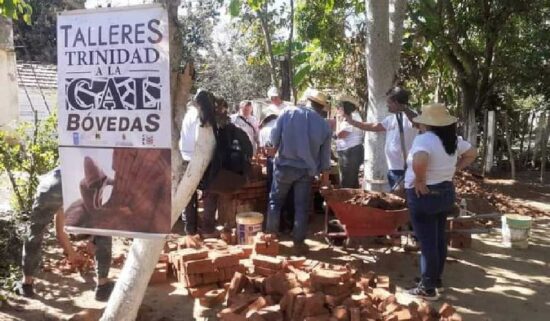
[336,94,360,109]
[307,89,329,108]
[413,103,458,127]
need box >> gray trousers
[22,168,112,279]
[337,144,364,188]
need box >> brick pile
[218,259,462,321]
[154,235,461,321]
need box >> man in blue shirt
[266,89,332,252]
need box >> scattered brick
[252,255,284,270]
[439,303,456,318]
[184,258,215,274]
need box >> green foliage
[0,113,59,213]
[13,0,85,63]
[0,0,32,24]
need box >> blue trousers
[266,157,294,231]
[266,165,312,244]
[406,181,455,290]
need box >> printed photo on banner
[60,147,172,235]
[57,4,172,238]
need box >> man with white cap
[266,89,332,253]
[266,86,288,116]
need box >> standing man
[266,90,332,253]
[14,168,114,301]
[231,100,259,154]
[345,87,418,189]
[266,87,289,116]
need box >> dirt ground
[0,173,549,321]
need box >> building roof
[16,62,57,89]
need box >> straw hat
[336,94,360,109]
[307,89,328,108]
[413,103,458,127]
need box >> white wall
[0,17,19,129]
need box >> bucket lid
[236,212,264,225]
[504,214,532,222]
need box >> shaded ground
[1,173,548,321]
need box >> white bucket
[236,212,264,244]
[502,214,532,249]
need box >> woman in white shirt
[404,103,477,301]
[334,95,364,188]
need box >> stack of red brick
[219,258,462,321]
[253,233,280,256]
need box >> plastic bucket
[502,214,532,249]
[236,212,264,245]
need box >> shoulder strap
[395,112,408,170]
[238,115,257,135]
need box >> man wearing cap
[334,95,364,188]
[266,89,332,253]
[345,87,418,189]
[266,86,289,116]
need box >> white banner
[57,5,171,238]
[57,4,170,149]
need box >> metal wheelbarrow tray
[320,188,409,238]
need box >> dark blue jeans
[337,144,364,188]
[387,169,405,189]
[266,165,312,244]
[406,181,455,290]
[266,157,294,231]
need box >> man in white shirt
[345,87,418,189]
[266,87,288,116]
[179,102,200,162]
[231,100,259,154]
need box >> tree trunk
[533,111,547,165]
[504,113,515,180]
[460,83,478,144]
[287,0,296,104]
[257,4,278,87]
[484,110,495,175]
[481,109,488,177]
[541,110,550,183]
[518,112,531,157]
[363,0,406,191]
[100,2,216,320]
[525,111,536,166]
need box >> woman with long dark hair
[404,103,477,300]
[334,95,364,188]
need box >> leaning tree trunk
[100,1,216,320]
[363,0,406,192]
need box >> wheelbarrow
[318,188,410,247]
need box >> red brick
[184,258,215,274]
[188,284,218,298]
[287,256,306,268]
[325,294,349,308]
[227,272,250,305]
[212,252,241,268]
[182,273,203,287]
[199,288,226,308]
[303,292,327,317]
[252,255,284,270]
[254,265,279,277]
[393,309,413,321]
[303,314,331,321]
[280,287,304,320]
[179,248,209,261]
[202,271,221,284]
[243,296,268,315]
[236,245,253,258]
[332,306,349,321]
[149,268,167,285]
[291,294,306,321]
[249,306,283,321]
[311,268,350,286]
[158,253,169,263]
[439,303,455,318]
[218,311,247,321]
[264,272,290,296]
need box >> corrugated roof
[16,62,57,89]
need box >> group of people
[14,85,476,303]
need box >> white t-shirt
[381,113,418,170]
[266,102,288,116]
[336,112,364,151]
[179,105,200,161]
[404,132,472,188]
[231,114,259,153]
[259,118,276,147]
